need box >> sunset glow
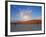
[23,15,30,21]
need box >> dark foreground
[11,24,41,32]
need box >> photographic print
[5,1,45,36]
[11,4,42,32]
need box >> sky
[10,5,42,22]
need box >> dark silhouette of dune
[11,20,41,24]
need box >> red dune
[15,20,42,24]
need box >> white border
[8,2,44,35]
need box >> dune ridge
[11,20,42,24]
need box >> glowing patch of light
[22,15,31,21]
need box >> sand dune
[11,20,41,24]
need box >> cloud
[19,9,32,20]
